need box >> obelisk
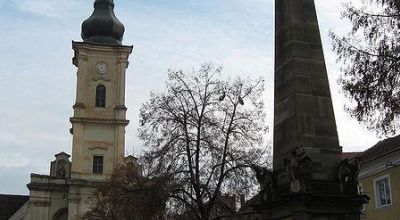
[252,0,369,219]
[274,0,340,181]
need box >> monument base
[251,157,369,220]
[254,190,368,220]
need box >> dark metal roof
[81,0,125,46]
[360,134,400,163]
[0,194,29,219]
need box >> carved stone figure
[251,165,275,203]
[284,147,313,183]
[338,159,359,195]
[56,160,68,178]
[57,166,66,178]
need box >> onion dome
[81,0,125,46]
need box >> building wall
[67,183,97,220]
[359,151,400,220]
[70,43,132,181]
[68,42,132,220]
[12,176,69,220]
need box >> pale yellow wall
[18,177,69,220]
[81,125,116,177]
[68,42,132,220]
[70,43,132,180]
[360,164,400,220]
[72,45,129,120]
[67,184,97,220]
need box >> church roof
[0,194,29,220]
[81,0,125,46]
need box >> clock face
[95,62,109,75]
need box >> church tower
[14,1,134,220]
[68,0,132,218]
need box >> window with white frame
[374,175,392,208]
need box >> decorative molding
[79,55,88,61]
[87,141,112,151]
[115,105,127,111]
[31,200,51,207]
[73,103,85,109]
[72,41,133,53]
[55,152,71,158]
[92,77,111,82]
[117,58,129,64]
[70,117,129,125]
[67,196,82,202]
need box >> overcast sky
[0,0,388,195]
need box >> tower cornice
[70,117,129,126]
[72,41,133,67]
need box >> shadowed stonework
[249,0,369,219]
[273,0,341,180]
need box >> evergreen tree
[330,0,400,135]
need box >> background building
[357,135,400,220]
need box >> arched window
[93,156,104,174]
[95,85,106,107]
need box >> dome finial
[81,0,125,46]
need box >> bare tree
[82,160,170,220]
[330,0,400,135]
[139,64,269,220]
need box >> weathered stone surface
[273,0,340,179]
[258,0,369,219]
